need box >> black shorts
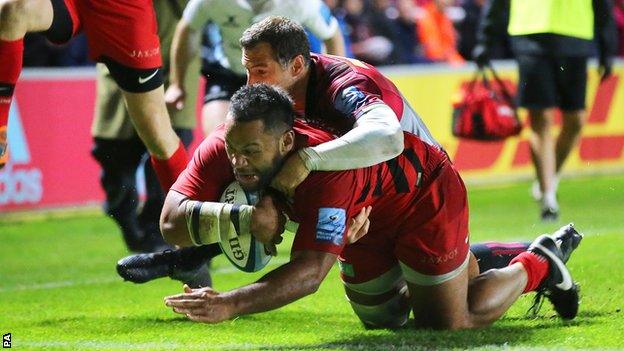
[516,55,588,111]
[202,64,247,104]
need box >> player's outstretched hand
[347,206,372,244]
[165,284,233,324]
[164,83,186,111]
[250,194,287,245]
[271,152,310,198]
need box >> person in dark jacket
[474,0,617,221]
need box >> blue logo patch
[334,86,367,116]
[315,208,346,246]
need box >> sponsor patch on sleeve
[315,207,346,246]
[334,86,367,117]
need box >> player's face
[224,118,292,192]
[242,42,298,91]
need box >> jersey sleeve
[290,171,357,255]
[297,0,339,40]
[330,72,387,122]
[170,126,233,201]
[182,0,212,31]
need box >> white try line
[0,257,290,293]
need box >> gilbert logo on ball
[218,181,271,272]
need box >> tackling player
[165,0,346,136]
[237,16,436,197]
[0,0,186,191]
[162,84,582,327]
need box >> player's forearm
[160,191,195,247]
[324,30,346,57]
[593,0,617,58]
[170,19,199,86]
[477,0,509,49]
[299,104,403,171]
[225,253,336,316]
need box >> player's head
[240,16,311,90]
[225,84,296,191]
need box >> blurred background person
[164,0,347,137]
[454,0,512,61]
[474,0,617,221]
[341,0,402,65]
[416,0,465,66]
[393,0,427,63]
[321,0,355,58]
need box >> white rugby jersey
[183,0,339,75]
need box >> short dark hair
[240,16,311,67]
[229,84,295,134]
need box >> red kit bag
[452,65,521,141]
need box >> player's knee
[563,112,585,134]
[348,294,410,329]
[0,0,28,33]
[344,279,410,329]
[528,109,553,133]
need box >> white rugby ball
[218,181,272,272]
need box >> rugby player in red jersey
[162,84,582,327]
[0,0,186,189]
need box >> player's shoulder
[297,169,356,198]
[196,124,226,155]
[293,120,335,146]
[314,55,381,90]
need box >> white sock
[533,176,560,203]
[543,191,559,210]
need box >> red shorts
[63,0,162,69]
[339,162,470,285]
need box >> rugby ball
[218,181,272,272]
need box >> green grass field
[1,175,623,350]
